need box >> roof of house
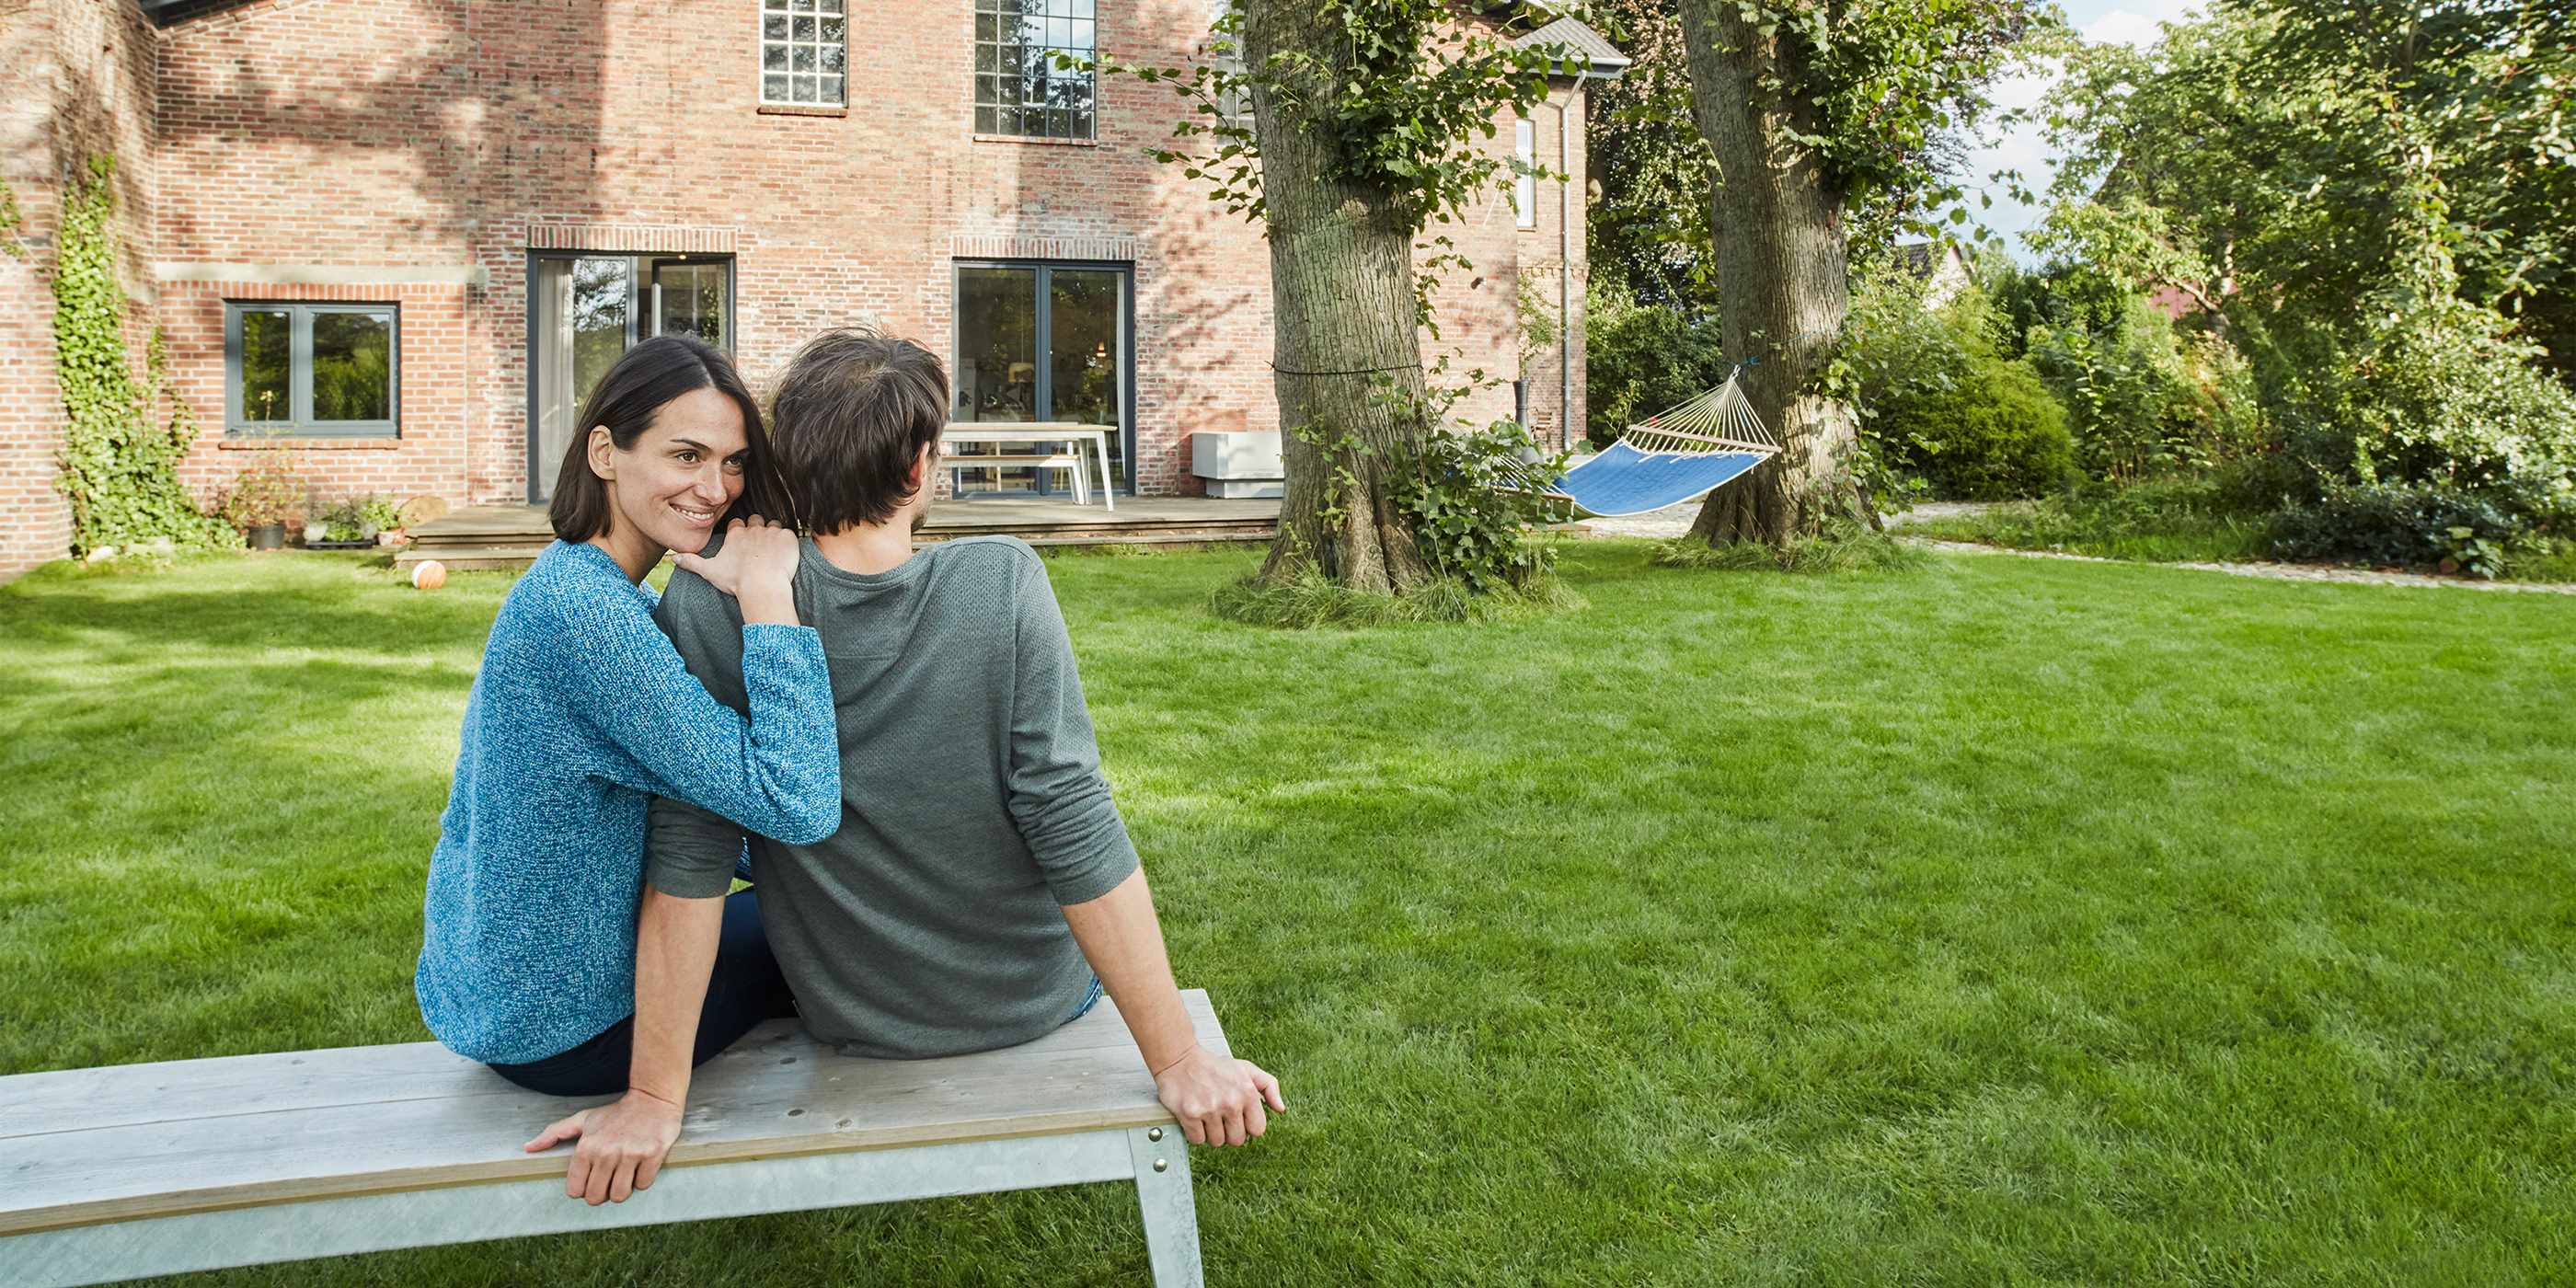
[1512,17,1631,80]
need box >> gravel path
[1571,500,2576,595]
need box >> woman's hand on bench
[523,1088,687,1204]
[1151,1043,1285,1148]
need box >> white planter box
[1191,431,1283,481]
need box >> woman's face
[591,386,749,556]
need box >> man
[532,328,1282,1204]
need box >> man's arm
[521,884,726,1203]
[1060,868,1284,1147]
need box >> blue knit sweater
[415,541,842,1065]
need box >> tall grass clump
[1212,569,1583,628]
[1650,515,1929,573]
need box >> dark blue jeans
[487,888,797,1097]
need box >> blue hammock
[1540,374,1780,517]
[1549,443,1771,517]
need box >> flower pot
[248,523,286,550]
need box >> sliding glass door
[528,255,733,501]
[951,260,1131,497]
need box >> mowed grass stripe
[1,546,2569,1285]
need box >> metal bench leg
[1128,1125,1202,1287]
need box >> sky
[1961,0,2206,257]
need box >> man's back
[649,535,1139,1059]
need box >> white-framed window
[974,0,1097,139]
[224,303,398,437]
[761,0,847,107]
[1513,118,1536,227]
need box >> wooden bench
[0,992,1226,1288]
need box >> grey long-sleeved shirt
[648,535,1141,1060]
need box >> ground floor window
[224,303,398,437]
[950,260,1131,496]
[526,253,733,501]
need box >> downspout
[1558,67,1587,452]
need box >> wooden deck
[399,497,1279,571]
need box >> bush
[1880,351,2075,500]
[1583,281,1730,448]
[2267,480,2566,579]
[1838,269,2076,500]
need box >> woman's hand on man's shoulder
[673,517,802,626]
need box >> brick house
[0,0,1621,574]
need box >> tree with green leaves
[1105,3,1578,599]
[1670,0,2043,548]
[1584,0,1718,312]
[2036,0,2576,508]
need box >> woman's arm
[555,528,841,845]
[521,884,726,1203]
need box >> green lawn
[4,545,2572,1286]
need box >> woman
[414,336,840,1118]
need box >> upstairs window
[762,0,847,107]
[975,0,1097,140]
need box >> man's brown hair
[767,328,950,534]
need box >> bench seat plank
[1,992,1222,1236]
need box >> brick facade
[0,0,1596,573]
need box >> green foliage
[211,448,305,530]
[1650,513,1929,572]
[2023,298,2266,485]
[1832,269,2073,501]
[1581,279,1731,447]
[316,493,405,543]
[51,157,229,556]
[1386,418,1571,596]
[2269,477,2570,579]
[1583,0,1719,309]
[0,178,27,259]
[1090,3,1579,237]
[1909,478,2275,563]
[1704,0,2057,247]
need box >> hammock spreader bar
[1541,374,1782,518]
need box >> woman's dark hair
[766,328,950,534]
[547,335,784,544]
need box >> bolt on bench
[0,992,1226,1288]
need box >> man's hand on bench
[1151,1043,1285,1147]
[523,1088,686,1204]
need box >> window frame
[522,251,739,503]
[759,0,848,108]
[948,257,1135,497]
[972,0,1098,141]
[222,301,401,439]
[1513,118,1536,228]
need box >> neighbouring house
[0,0,1625,574]
[1893,240,1976,308]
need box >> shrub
[2268,479,2566,578]
[1839,270,2076,500]
[1880,351,2075,500]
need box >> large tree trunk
[1674,0,1869,546]
[1243,0,1439,594]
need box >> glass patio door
[951,261,1130,496]
[529,255,732,500]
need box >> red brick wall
[0,0,164,575]
[1,0,1593,571]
